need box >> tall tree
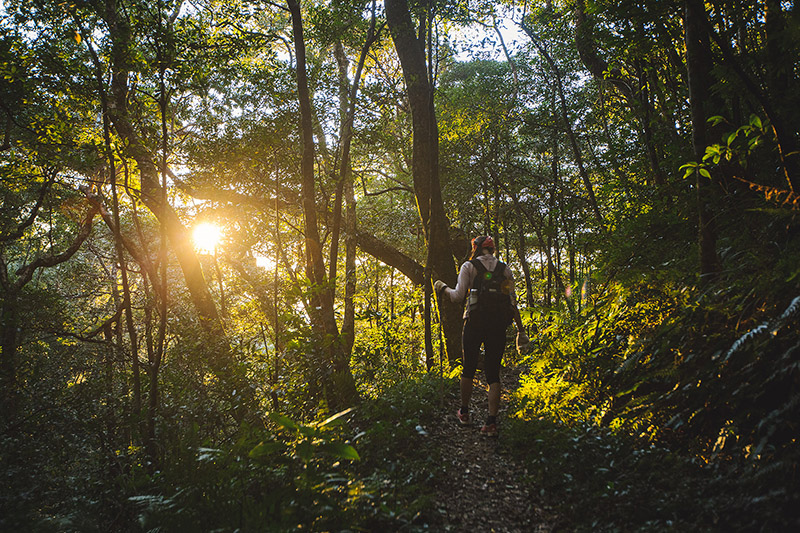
[684,0,721,277]
[287,0,358,408]
[96,0,255,410]
[384,0,461,365]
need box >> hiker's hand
[516,332,531,354]
[434,280,447,294]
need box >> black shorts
[462,317,507,384]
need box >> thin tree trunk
[700,5,799,195]
[516,222,534,307]
[288,0,358,409]
[685,0,722,278]
[385,0,461,365]
[332,7,381,355]
[87,28,144,432]
[343,178,357,354]
[1,203,98,417]
[574,0,668,188]
[531,35,604,230]
[101,1,245,398]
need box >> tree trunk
[333,7,379,354]
[764,0,799,193]
[385,0,461,365]
[102,0,235,361]
[288,0,358,409]
[101,0,255,414]
[574,0,668,188]
[531,34,604,230]
[343,177,357,354]
[0,292,18,417]
[684,0,722,278]
[1,201,98,418]
[700,3,799,195]
[515,223,534,307]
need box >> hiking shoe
[480,423,498,437]
[456,408,471,426]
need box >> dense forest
[1,0,799,530]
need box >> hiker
[434,235,528,437]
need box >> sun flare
[255,254,276,270]
[193,222,222,254]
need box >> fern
[723,295,800,362]
[773,294,800,331]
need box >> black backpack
[469,259,515,328]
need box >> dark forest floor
[426,366,556,532]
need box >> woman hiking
[434,235,528,437]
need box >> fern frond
[724,295,800,362]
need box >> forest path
[426,365,555,532]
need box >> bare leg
[488,382,501,416]
[460,376,473,411]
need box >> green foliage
[128,409,367,532]
[506,406,800,531]
[126,374,447,532]
[505,418,719,532]
[5,0,800,530]
[351,287,428,395]
[514,281,686,430]
[349,372,449,529]
[511,212,800,529]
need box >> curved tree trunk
[524,24,604,231]
[101,0,252,412]
[287,0,358,409]
[384,0,461,365]
[332,6,381,355]
[1,203,98,418]
[574,0,668,188]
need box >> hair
[470,235,495,260]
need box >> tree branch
[14,203,99,290]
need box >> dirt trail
[426,366,554,532]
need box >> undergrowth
[124,372,448,532]
[506,233,800,530]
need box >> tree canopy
[1,0,799,530]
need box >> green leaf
[295,440,314,462]
[269,412,300,432]
[320,441,361,461]
[749,114,762,129]
[699,168,711,178]
[299,425,320,438]
[249,440,286,459]
[318,407,355,429]
[679,162,696,179]
[702,147,718,161]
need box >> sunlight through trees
[1,0,798,529]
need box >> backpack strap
[471,259,504,277]
[496,261,508,282]
[470,258,488,274]
[470,259,487,289]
